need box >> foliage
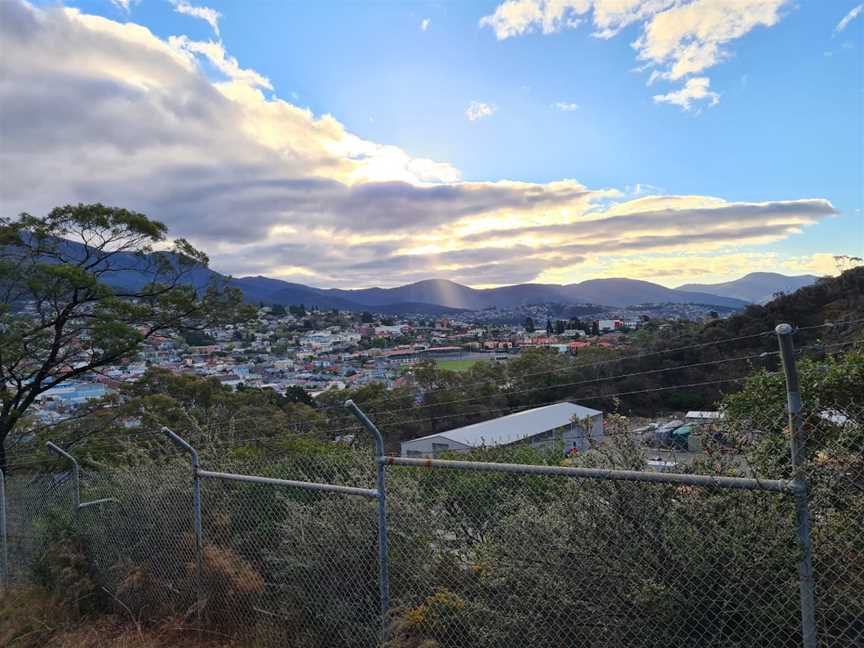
[0,204,253,469]
[3,266,862,646]
[31,510,102,615]
[25,368,324,466]
[721,348,864,644]
[722,347,864,478]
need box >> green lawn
[435,358,479,372]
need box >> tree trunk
[0,414,14,473]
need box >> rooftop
[412,402,602,448]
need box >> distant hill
[559,278,746,309]
[263,277,747,310]
[20,237,771,313]
[701,267,864,343]
[566,267,864,415]
[324,279,487,310]
[677,272,820,304]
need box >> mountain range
[227,272,820,313]
[21,238,822,314]
[677,272,820,304]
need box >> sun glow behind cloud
[0,0,842,289]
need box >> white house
[400,402,603,458]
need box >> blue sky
[4,0,863,287]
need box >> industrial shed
[400,402,603,458]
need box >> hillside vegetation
[0,586,245,648]
[1,269,861,647]
[4,344,861,647]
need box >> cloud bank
[0,1,835,288]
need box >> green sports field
[435,358,479,372]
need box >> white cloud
[591,0,678,39]
[421,18,431,31]
[172,1,221,37]
[0,1,836,288]
[466,100,497,121]
[653,76,719,110]
[110,0,133,11]
[633,0,790,82]
[835,4,863,34]
[552,101,579,111]
[169,36,272,89]
[479,0,588,39]
[480,0,793,110]
[625,183,663,197]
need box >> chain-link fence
[1,327,861,647]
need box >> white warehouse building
[400,402,603,458]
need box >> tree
[284,385,315,408]
[289,304,306,317]
[591,320,600,336]
[182,330,216,346]
[0,204,252,470]
[524,317,535,333]
[360,311,374,324]
[545,318,553,335]
[554,319,566,335]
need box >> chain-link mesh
[77,462,199,620]
[3,470,75,585]
[800,400,863,648]
[383,465,801,647]
[1,347,861,647]
[198,473,381,646]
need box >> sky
[0,0,862,289]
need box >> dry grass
[0,586,254,648]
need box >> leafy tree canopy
[0,204,253,468]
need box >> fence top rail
[384,456,801,494]
[197,469,379,498]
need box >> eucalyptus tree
[0,203,252,469]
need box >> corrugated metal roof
[411,402,602,448]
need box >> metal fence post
[344,400,391,630]
[160,426,204,623]
[0,469,7,591]
[776,323,818,648]
[46,442,81,511]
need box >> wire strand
[310,327,779,415]
[4,339,856,466]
